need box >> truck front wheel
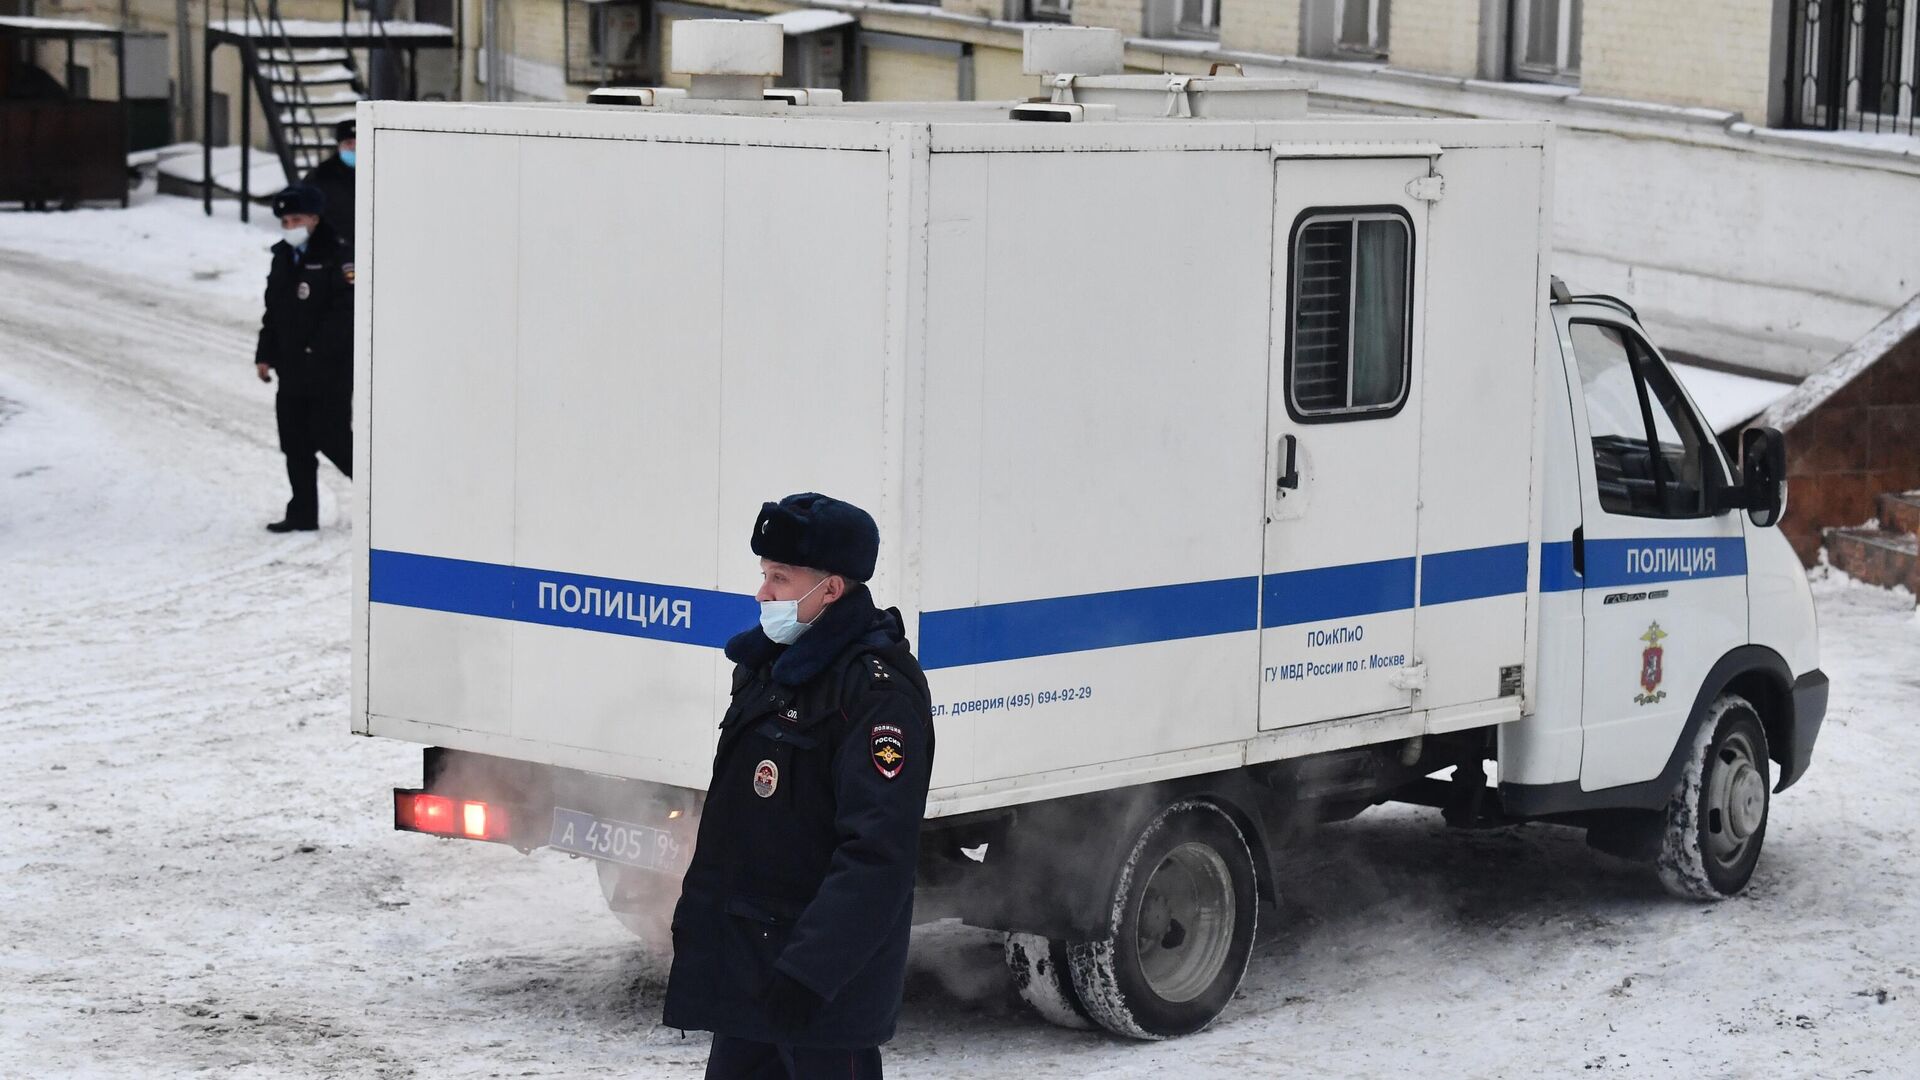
[1657,695,1770,900]
[1067,800,1258,1039]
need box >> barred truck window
[1289,212,1412,419]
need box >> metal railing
[1787,0,1918,134]
[252,0,328,177]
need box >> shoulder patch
[870,723,906,779]
[342,262,356,285]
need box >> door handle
[1277,434,1300,492]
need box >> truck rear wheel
[594,859,667,942]
[1657,695,1770,900]
[1004,933,1094,1030]
[1067,800,1258,1039]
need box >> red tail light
[404,793,456,834]
[394,790,511,842]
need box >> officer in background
[664,493,935,1080]
[301,118,356,242]
[255,183,353,533]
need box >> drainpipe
[483,0,500,101]
[176,0,195,140]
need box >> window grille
[1787,0,1917,133]
[1289,213,1412,419]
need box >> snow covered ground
[4,195,1919,1078]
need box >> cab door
[1259,155,1429,730]
[1556,308,1747,789]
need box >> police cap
[271,183,326,217]
[751,493,879,582]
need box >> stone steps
[1826,521,1919,593]
[1879,490,1920,535]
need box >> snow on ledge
[207,17,453,38]
[1761,291,1920,430]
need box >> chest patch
[752,759,779,798]
[296,281,311,300]
[871,724,906,780]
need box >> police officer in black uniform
[255,183,354,533]
[301,118,356,242]
[665,493,935,1080]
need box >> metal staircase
[236,0,372,182]
[253,44,363,176]
[201,0,450,217]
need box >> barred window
[1289,212,1412,419]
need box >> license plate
[549,807,687,874]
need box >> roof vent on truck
[671,19,783,101]
[1012,24,1313,123]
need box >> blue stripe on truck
[368,549,757,649]
[1539,536,1746,592]
[368,536,1743,667]
[1262,556,1417,627]
[917,576,1260,670]
[1420,543,1530,606]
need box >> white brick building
[22,0,1920,374]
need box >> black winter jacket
[254,222,354,395]
[302,153,356,242]
[663,585,935,1048]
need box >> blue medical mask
[759,576,830,645]
[340,149,356,168]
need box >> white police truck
[352,24,1827,1040]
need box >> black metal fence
[1788,0,1917,134]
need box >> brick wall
[1221,0,1299,57]
[1774,330,1920,565]
[866,45,963,99]
[1387,0,1482,76]
[1580,0,1775,119]
[1073,0,1143,38]
[974,42,1038,99]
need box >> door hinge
[1406,174,1446,202]
[1389,662,1427,693]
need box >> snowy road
[4,201,1919,1078]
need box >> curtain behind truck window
[1569,321,1717,518]
[1291,214,1410,417]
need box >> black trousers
[704,1035,882,1080]
[275,388,351,526]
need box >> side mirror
[1740,426,1788,528]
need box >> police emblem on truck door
[1635,622,1668,706]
